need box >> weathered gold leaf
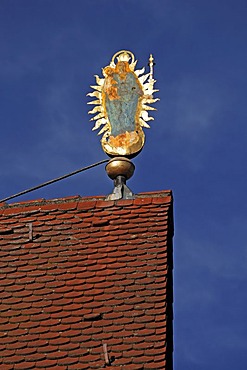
[143,82,159,91]
[141,111,154,121]
[129,60,137,71]
[88,50,158,157]
[88,106,103,114]
[138,73,150,85]
[92,118,108,130]
[87,99,101,105]
[142,104,156,111]
[87,91,101,98]
[90,85,102,92]
[98,124,109,135]
[139,118,151,128]
[143,97,160,104]
[135,67,145,76]
[94,75,104,86]
[90,112,105,120]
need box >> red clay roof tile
[0,190,173,369]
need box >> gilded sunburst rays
[87,50,159,157]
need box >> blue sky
[1,0,247,368]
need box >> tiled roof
[0,190,173,369]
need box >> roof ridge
[0,190,172,213]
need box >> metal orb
[105,157,135,180]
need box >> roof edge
[0,190,172,213]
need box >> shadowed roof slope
[0,190,173,369]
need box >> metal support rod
[0,159,108,203]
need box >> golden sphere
[105,157,135,180]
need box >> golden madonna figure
[87,50,159,158]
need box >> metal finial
[149,54,154,80]
[105,157,135,200]
[87,50,159,158]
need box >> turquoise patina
[105,70,143,137]
[88,51,158,157]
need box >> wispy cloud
[164,76,225,139]
[176,226,247,283]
